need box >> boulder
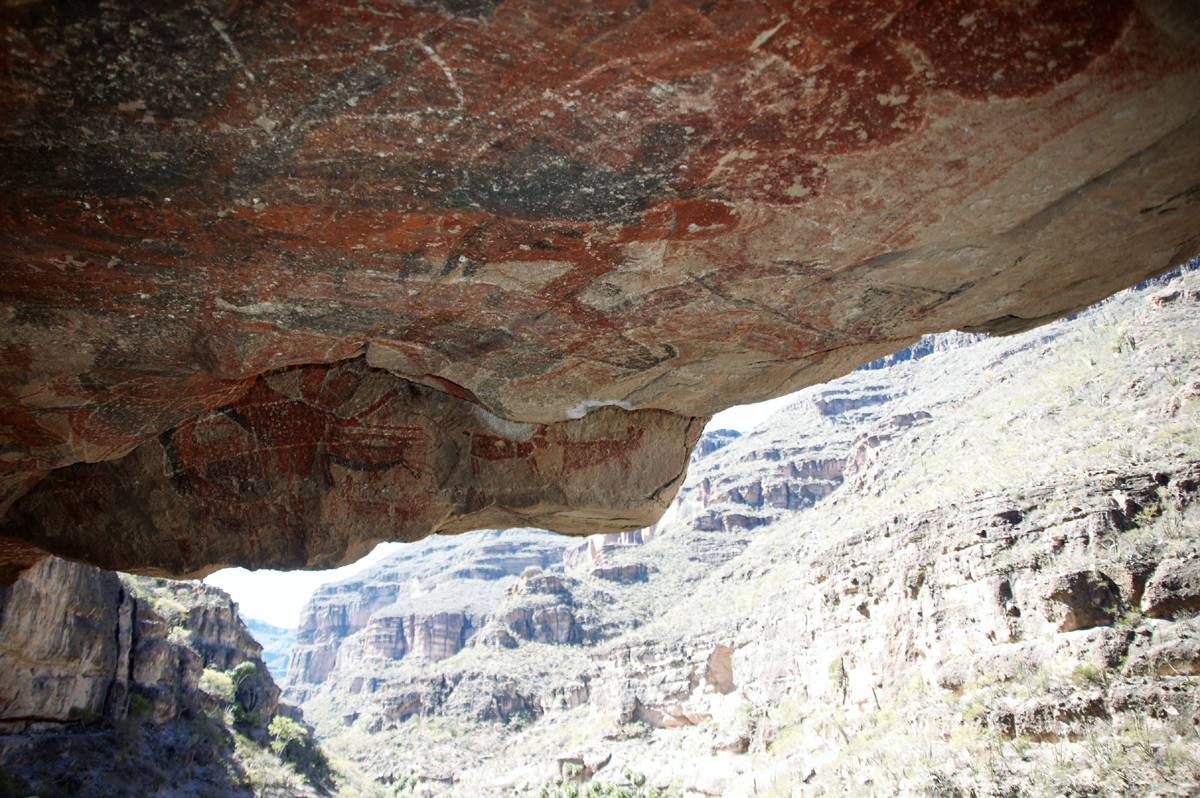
[1045,571,1122,632]
[590,564,650,584]
[1142,558,1200,618]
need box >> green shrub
[66,706,100,726]
[233,706,264,728]
[1114,610,1143,631]
[267,714,329,777]
[1072,661,1107,685]
[127,693,153,719]
[166,626,191,646]
[268,715,307,754]
[199,668,235,703]
[231,660,258,686]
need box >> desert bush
[1072,661,1108,686]
[127,693,153,719]
[230,660,258,685]
[66,706,100,726]
[198,668,235,703]
[268,715,307,754]
[268,714,330,778]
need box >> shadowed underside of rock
[0,359,702,577]
[1,0,1198,576]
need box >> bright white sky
[204,542,405,628]
[707,392,796,433]
[204,392,796,629]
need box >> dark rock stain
[895,0,1135,100]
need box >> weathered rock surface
[562,529,655,571]
[1141,557,1200,618]
[0,363,701,576]
[284,528,572,693]
[0,558,338,797]
[2,0,1200,577]
[0,557,278,731]
[0,558,124,729]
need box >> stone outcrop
[1141,558,1200,618]
[590,564,649,584]
[341,611,478,666]
[284,528,573,693]
[372,672,545,729]
[692,429,741,460]
[0,365,702,577]
[495,568,583,644]
[1045,570,1124,632]
[0,558,125,729]
[3,0,1200,578]
[0,557,279,731]
[563,530,655,571]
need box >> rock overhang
[1,0,1198,577]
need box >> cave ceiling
[0,0,1198,579]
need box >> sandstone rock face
[0,557,278,732]
[125,577,281,725]
[0,558,123,729]
[562,530,654,571]
[0,362,701,576]
[1045,570,1123,632]
[344,611,477,664]
[3,0,1200,577]
[692,429,742,460]
[589,564,649,584]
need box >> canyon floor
[269,265,1200,798]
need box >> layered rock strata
[2,0,1200,576]
[0,557,279,731]
[285,528,571,692]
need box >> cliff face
[0,558,125,729]
[0,558,346,798]
[284,528,570,695]
[288,268,1200,797]
[123,576,281,726]
[3,0,1200,580]
[0,559,278,731]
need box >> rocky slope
[0,561,339,797]
[3,0,1199,580]
[290,265,1200,797]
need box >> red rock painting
[0,0,1196,574]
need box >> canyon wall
[0,558,279,731]
[287,270,1200,797]
[0,557,344,797]
[284,528,571,694]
